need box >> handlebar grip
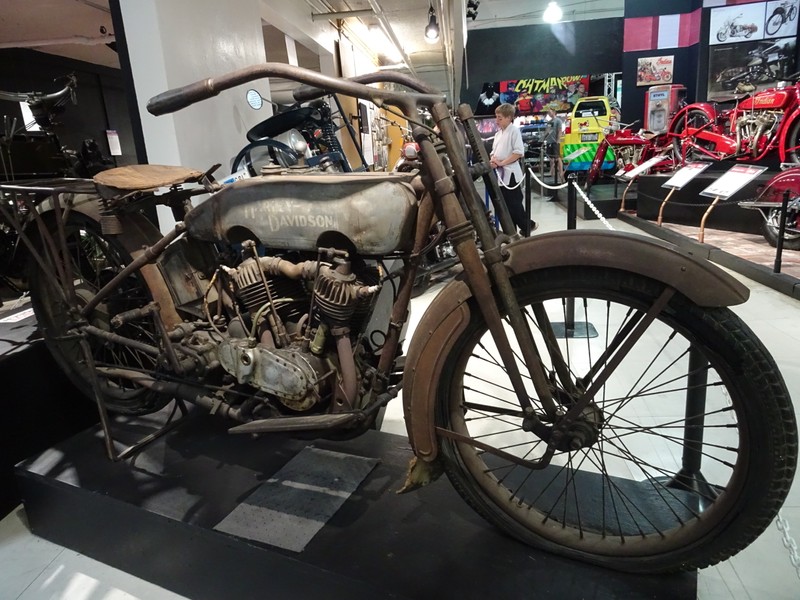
[147,79,216,116]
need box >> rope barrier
[527,168,569,191]
[572,182,616,231]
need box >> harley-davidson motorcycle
[717,41,793,92]
[0,63,796,574]
[670,75,800,164]
[740,165,800,249]
[716,14,758,43]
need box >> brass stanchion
[657,188,677,226]
[698,196,721,243]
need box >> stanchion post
[774,189,790,273]
[566,173,577,231]
[524,161,532,236]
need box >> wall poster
[636,55,674,86]
[707,1,798,100]
[475,75,590,116]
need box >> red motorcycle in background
[669,76,800,165]
[740,166,800,249]
[585,121,675,191]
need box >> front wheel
[716,28,728,42]
[766,13,784,36]
[762,205,800,250]
[782,118,800,165]
[434,267,796,573]
[584,142,609,192]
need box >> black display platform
[0,306,96,517]
[16,415,697,600]
[636,171,768,234]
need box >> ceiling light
[543,1,563,23]
[425,5,440,43]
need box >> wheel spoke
[436,268,794,569]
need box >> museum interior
[0,0,799,598]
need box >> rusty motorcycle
[1,63,796,574]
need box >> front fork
[417,102,559,436]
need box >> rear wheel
[671,109,713,163]
[762,205,800,250]
[766,13,784,36]
[29,213,172,414]
[435,267,796,573]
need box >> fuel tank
[185,170,419,254]
[740,88,793,111]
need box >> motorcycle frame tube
[402,229,750,462]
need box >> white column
[118,0,271,230]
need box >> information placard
[699,164,767,199]
[618,153,672,180]
[662,162,711,190]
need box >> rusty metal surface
[184,172,419,254]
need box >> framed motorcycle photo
[709,3,766,46]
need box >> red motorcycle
[669,77,800,165]
[739,166,800,250]
[585,121,675,191]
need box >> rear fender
[402,230,749,463]
[34,196,182,329]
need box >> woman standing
[489,103,537,235]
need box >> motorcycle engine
[736,111,778,156]
[214,250,381,412]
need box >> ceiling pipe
[365,0,419,79]
[0,35,115,49]
[311,9,374,21]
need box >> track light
[425,4,439,43]
[543,1,563,23]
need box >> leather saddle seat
[93,164,205,198]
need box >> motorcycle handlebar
[292,71,438,103]
[0,74,76,106]
[147,63,445,116]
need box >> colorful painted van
[561,96,615,172]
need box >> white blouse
[491,125,524,186]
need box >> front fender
[402,229,749,463]
[778,109,800,163]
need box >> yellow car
[561,96,615,173]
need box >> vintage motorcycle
[739,165,800,249]
[766,0,798,36]
[717,41,793,91]
[669,76,800,164]
[716,14,758,43]
[0,75,112,295]
[584,121,675,191]
[0,63,796,574]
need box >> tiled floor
[1,191,799,599]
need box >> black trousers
[501,174,527,232]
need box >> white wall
[119,0,272,230]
